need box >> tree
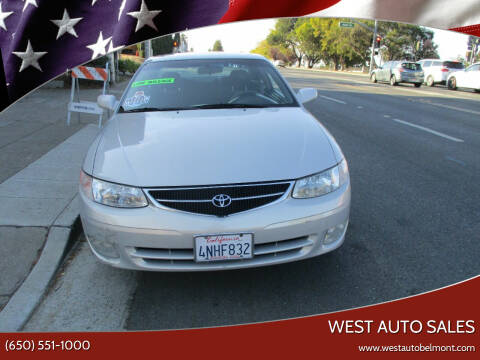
[251,40,296,65]
[152,35,173,55]
[310,18,366,70]
[267,18,303,66]
[295,19,324,68]
[378,23,439,61]
[212,40,224,51]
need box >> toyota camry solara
[79,53,351,271]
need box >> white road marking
[384,115,391,118]
[424,102,480,116]
[357,106,363,109]
[318,94,347,104]
[392,118,464,143]
[445,156,466,166]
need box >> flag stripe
[72,66,108,81]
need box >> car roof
[419,59,462,62]
[146,52,268,63]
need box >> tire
[447,77,457,90]
[414,83,421,88]
[426,76,434,87]
[390,75,397,86]
[371,73,377,83]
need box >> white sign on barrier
[68,101,103,115]
[67,63,109,128]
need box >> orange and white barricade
[67,63,109,128]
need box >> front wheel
[414,83,421,88]
[426,76,434,87]
[390,75,397,86]
[447,77,457,90]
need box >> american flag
[0,0,340,112]
[0,0,478,112]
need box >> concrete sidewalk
[0,78,129,331]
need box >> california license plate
[194,234,253,262]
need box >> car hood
[91,108,338,187]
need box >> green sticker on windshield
[131,78,175,88]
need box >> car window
[423,61,432,67]
[432,61,443,66]
[119,58,298,112]
[401,63,422,71]
[465,64,479,72]
[443,61,464,69]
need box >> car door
[378,62,390,81]
[464,64,480,89]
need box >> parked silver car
[79,53,351,271]
[417,59,464,86]
[371,61,424,87]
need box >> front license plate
[195,234,253,262]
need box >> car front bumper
[79,181,351,271]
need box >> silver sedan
[79,53,351,271]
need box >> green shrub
[84,57,108,68]
[118,59,141,74]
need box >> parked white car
[79,53,351,271]
[417,59,464,87]
[447,62,480,92]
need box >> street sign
[339,22,354,28]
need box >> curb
[285,66,370,77]
[0,218,81,332]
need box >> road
[25,69,480,331]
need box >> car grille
[128,236,313,267]
[146,181,292,217]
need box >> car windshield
[118,58,298,112]
[443,61,464,69]
[401,63,422,71]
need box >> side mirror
[297,88,317,104]
[97,94,117,111]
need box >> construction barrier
[67,63,109,128]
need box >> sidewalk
[0,78,129,331]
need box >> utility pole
[470,39,478,64]
[144,39,153,59]
[107,53,116,84]
[369,20,378,74]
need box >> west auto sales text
[328,320,475,334]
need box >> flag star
[12,40,47,72]
[87,31,111,60]
[118,0,126,20]
[107,40,124,54]
[51,9,82,39]
[127,0,162,32]
[0,3,13,31]
[91,0,111,6]
[22,0,38,12]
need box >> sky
[182,19,470,61]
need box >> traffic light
[376,36,382,48]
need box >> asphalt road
[26,69,480,331]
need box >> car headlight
[80,170,148,208]
[292,159,349,199]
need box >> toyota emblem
[212,194,232,208]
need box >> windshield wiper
[118,104,273,113]
[187,104,272,109]
[118,106,168,113]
